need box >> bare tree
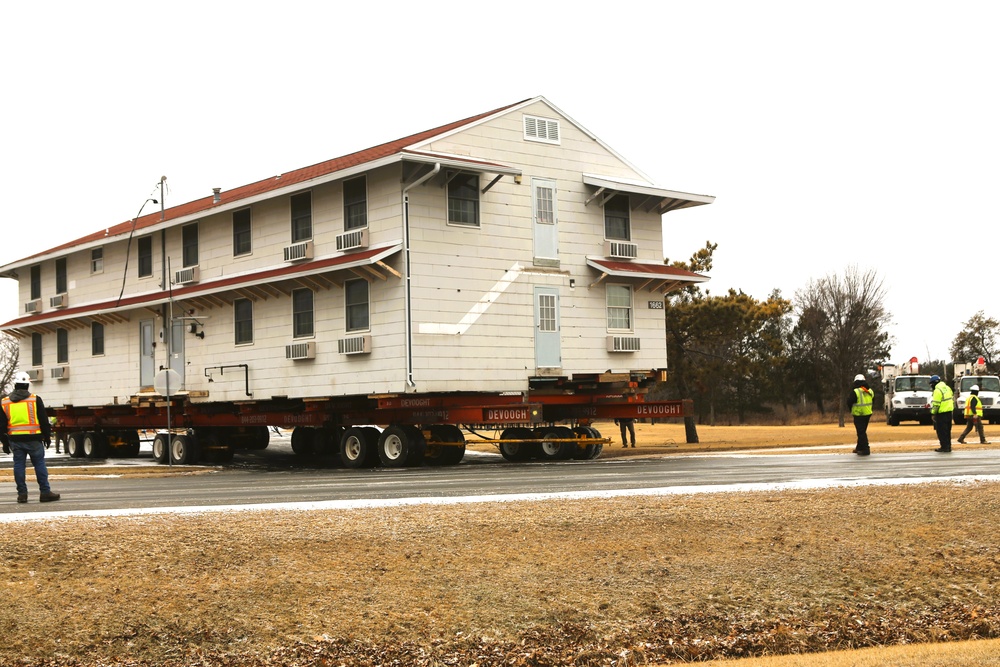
[0,333,18,396]
[950,311,1000,369]
[794,266,892,427]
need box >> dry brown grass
[2,420,999,666]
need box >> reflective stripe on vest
[852,387,873,416]
[2,395,42,436]
[965,394,984,418]
[932,382,954,414]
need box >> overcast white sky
[2,1,996,366]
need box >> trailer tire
[888,413,900,426]
[83,432,108,459]
[312,426,341,458]
[152,433,170,464]
[170,434,199,465]
[585,427,604,459]
[571,426,599,460]
[378,425,420,468]
[66,432,86,458]
[499,427,535,461]
[340,427,378,468]
[536,426,574,461]
[290,427,314,456]
[426,425,466,466]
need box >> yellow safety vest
[965,394,984,418]
[932,382,955,414]
[851,387,874,416]
[2,395,43,436]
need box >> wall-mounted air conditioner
[604,240,639,259]
[607,336,641,352]
[283,240,314,262]
[50,293,68,309]
[285,341,316,360]
[174,267,200,285]
[24,299,42,314]
[51,366,70,380]
[338,334,372,355]
[25,369,42,382]
[336,229,369,252]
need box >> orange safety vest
[2,395,43,436]
[965,394,984,418]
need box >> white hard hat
[13,371,30,385]
[971,384,980,392]
[854,374,865,382]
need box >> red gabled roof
[15,98,530,265]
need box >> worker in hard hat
[930,374,955,452]
[1,371,61,503]
[848,373,874,456]
[958,384,989,445]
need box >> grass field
[1,419,999,666]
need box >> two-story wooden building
[0,96,713,465]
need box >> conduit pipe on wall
[401,162,441,390]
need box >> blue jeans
[12,440,52,496]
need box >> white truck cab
[881,358,933,426]
[952,372,1000,425]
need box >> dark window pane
[344,177,367,230]
[182,224,199,267]
[55,258,67,294]
[292,288,314,338]
[233,209,252,256]
[92,322,105,356]
[604,194,630,240]
[448,173,479,226]
[234,298,253,344]
[345,279,369,332]
[138,236,153,277]
[57,328,68,364]
[291,192,312,243]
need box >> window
[55,258,67,294]
[604,194,630,241]
[182,223,199,267]
[138,236,153,278]
[91,247,104,274]
[292,288,314,338]
[344,176,367,230]
[291,192,312,242]
[31,332,42,366]
[345,279,370,332]
[448,173,479,227]
[234,298,253,345]
[233,208,252,256]
[92,322,105,356]
[30,265,41,300]
[57,328,68,364]
[606,285,633,331]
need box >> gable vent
[338,334,372,355]
[607,336,641,353]
[524,115,560,144]
[336,229,369,252]
[604,240,639,259]
[174,267,200,285]
[285,341,316,360]
[284,240,314,262]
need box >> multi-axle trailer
[51,370,690,468]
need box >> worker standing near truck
[1,371,61,503]
[958,384,989,445]
[930,374,955,452]
[849,373,874,456]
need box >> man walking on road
[958,384,989,445]
[930,374,955,452]
[1,371,61,503]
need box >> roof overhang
[1,243,403,337]
[586,257,709,294]
[402,150,522,193]
[583,174,715,215]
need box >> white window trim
[524,114,561,144]
[606,284,634,333]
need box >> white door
[532,178,558,262]
[534,287,561,369]
[140,320,155,387]
[169,319,185,388]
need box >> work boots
[39,491,61,502]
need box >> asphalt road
[2,437,998,517]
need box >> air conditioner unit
[283,240,314,262]
[604,240,639,259]
[51,366,70,380]
[285,341,316,360]
[24,299,42,314]
[607,336,641,352]
[338,334,372,355]
[50,293,68,309]
[336,229,369,252]
[25,369,42,382]
[174,266,200,285]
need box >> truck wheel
[586,427,604,460]
[426,425,466,466]
[340,427,375,468]
[536,427,574,461]
[290,427,314,456]
[888,413,900,426]
[83,432,108,459]
[152,433,170,463]
[312,427,341,457]
[954,411,964,426]
[170,434,199,465]
[378,425,417,468]
[66,432,86,458]
[571,426,599,460]
[499,427,534,461]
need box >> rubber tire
[66,432,86,458]
[290,427,314,456]
[170,434,199,465]
[378,425,420,468]
[152,433,170,464]
[340,427,375,468]
[499,427,535,462]
[571,426,599,460]
[312,427,341,458]
[536,426,574,461]
[425,425,466,466]
[586,427,604,460]
[83,432,108,459]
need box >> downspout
[401,162,441,390]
